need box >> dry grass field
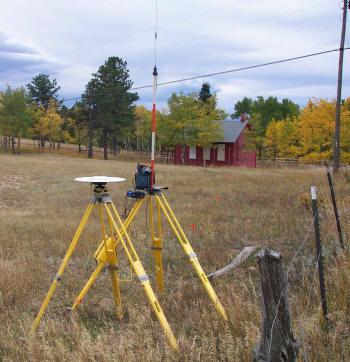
[0,152,349,361]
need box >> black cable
[121,195,130,219]
[131,48,350,90]
[61,47,349,103]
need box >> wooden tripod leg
[156,195,228,321]
[104,203,179,351]
[30,202,95,335]
[149,196,163,294]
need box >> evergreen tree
[85,57,139,159]
[199,82,212,103]
[231,97,253,119]
[238,96,300,157]
[26,73,60,107]
[69,102,88,153]
[58,104,74,145]
[82,79,99,158]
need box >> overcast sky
[0,0,349,114]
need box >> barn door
[217,144,225,161]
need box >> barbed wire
[306,249,322,313]
[291,296,309,362]
[267,182,348,360]
[267,210,317,358]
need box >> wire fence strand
[267,211,317,358]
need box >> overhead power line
[133,48,349,89]
[62,47,349,103]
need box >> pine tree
[199,82,212,103]
[26,73,60,107]
[84,57,139,159]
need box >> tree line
[0,56,226,159]
[235,96,350,162]
[1,55,349,162]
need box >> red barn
[174,118,256,167]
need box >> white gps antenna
[75,176,125,184]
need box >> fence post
[310,186,328,323]
[253,247,299,362]
[325,165,345,250]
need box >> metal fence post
[311,186,328,323]
[325,165,345,250]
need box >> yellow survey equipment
[30,177,227,351]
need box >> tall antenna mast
[151,0,158,187]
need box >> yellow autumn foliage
[34,99,63,145]
[264,117,299,158]
[297,98,335,160]
[264,98,350,162]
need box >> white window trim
[189,145,196,159]
[203,147,211,161]
[217,144,225,161]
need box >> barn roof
[217,120,247,143]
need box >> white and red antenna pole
[151,66,157,187]
[151,0,158,188]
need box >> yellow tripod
[30,178,227,351]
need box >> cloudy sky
[0,0,349,114]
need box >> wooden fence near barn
[258,157,349,168]
[3,137,349,169]
[0,136,175,163]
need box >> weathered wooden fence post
[253,247,299,362]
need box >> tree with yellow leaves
[297,98,350,162]
[160,92,225,165]
[297,98,335,161]
[134,105,152,152]
[34,98,63,151]
[264,98,350,162]
[162,92,225,147]
[336,97,350,162]
[196,95,226,166]
[264,120,279,158]
[264,118,299,158]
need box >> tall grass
[0,153,349,361]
